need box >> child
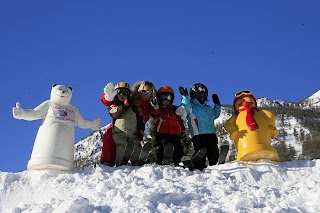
[100,81,157,166]
[179,83,221,170]
[107,82,144,166]
[151,86,186,166]
[131,81,157,124]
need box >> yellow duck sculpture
[224,90,279,161]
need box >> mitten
[91,117,101,131]
[104,82,117,101]
[212,94,221,106]
[150,97,159,110]
[179,86,188,96]
[12,102,25,119]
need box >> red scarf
[239,101,259,131]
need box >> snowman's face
[50,84,73,106]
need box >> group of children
[99,80,221,171]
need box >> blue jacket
[181,96,221,136]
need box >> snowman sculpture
[13,84,101,171]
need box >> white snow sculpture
[12,84,101,171]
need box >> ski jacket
[101,92,113,107]
[181,96,221,136]
[108,98,144,140]
[135,97,156,124]
[151,104,184,136]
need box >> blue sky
[1,1,319,172]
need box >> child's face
[140,85,153,101]
[159,93,173,107]
[192,92,207,104]
[116,88,130,102]
[161,99,171,107]
[117,94,128,102]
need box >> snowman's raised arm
[13,100,50,121]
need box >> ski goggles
[117,89,131,96]
[160,94,173,101]
[192,92,207,99]
[141,90,153,95]
[235,90,252,97]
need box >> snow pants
[100,124,116,166]
[192,133,219,171]
[113,132,142,165]
[156,133,184,166]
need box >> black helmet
[190,83,208,98]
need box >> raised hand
[104,82,117,101]
[150,97,159,110]
[179,86,188,96]
[212,94,221,106]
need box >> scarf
[239,101,259,131]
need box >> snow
[300,90,320,109]
[1,159,320,213]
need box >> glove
[12,102,25,119]
[175,106,187,117]
[150,97,159,110]
[91,117,101,131]
[212,94,221,106]
[179,86,188,96]
[104,82,117,101]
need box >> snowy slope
[1,159,320,212]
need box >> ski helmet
[157,86,174,94]
[114,82,130,90]
[157,86,174,103]
[114,82,131,96]
[190,83,208,99]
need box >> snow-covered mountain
[299,90,320,109]
[74,90,320,169]
[256,97,287,108]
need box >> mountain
[74,91,320,169]
[299,90,320,109]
